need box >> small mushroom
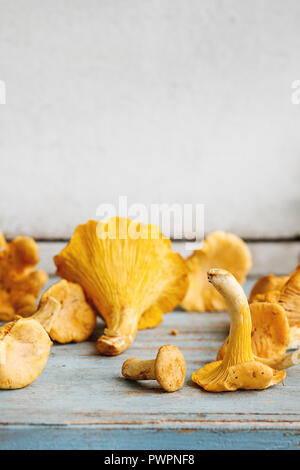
[0,297,60,389]
[192,269,285,392]
[38,280,97,343]
[122,344,186,392]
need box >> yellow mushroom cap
[155,345,186,392]
[39,280,97,344]
[54,218,188,355]
[181,232,252,312]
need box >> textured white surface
[0,0,299,239]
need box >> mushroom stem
[32,296,61,334]
[122,358,156,380]
[208,269,253,366]
[258,350,300,370]
[96,308,138,356]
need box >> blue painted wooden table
[1,278,300,450]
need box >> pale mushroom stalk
[122,345,186,392]
[192,269,285,392]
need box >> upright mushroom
[54,217,188,355]
[181,232,252,312]
[0,233,48,321]
[0,297,60,390]
[192,269,285,392]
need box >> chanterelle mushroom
[0,233,48,321]
[192,269,285,392]
[181,232,252,312]
[0,297,60,389]
[39,280,97,343]
[122,345,186,392]
[54,217,188,355]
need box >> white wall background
[0,0,299,239]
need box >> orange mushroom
[181,232,252,311]
[39,280,97,343]
[192,269,285,392]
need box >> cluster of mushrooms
[0,217,300,393]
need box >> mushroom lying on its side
[192,269,285,392]
[0,297,60,390]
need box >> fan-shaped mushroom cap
[181,232,252,312]
[249,275,289,303]
[279,266,300,326]
[217,301,290,361]
[192,269,285,392]
[0,233,48,321]
[54,218,188,355]
[0,297,60,390]
[155,345,186,392]
[39,280,97,343]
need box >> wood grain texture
[1,279,300,449]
